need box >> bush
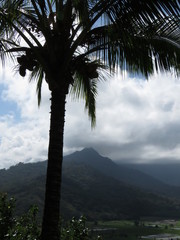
[0,193,15,239]
[0,193,40,240]
[6,205,40,240]
[0,193,102,240]
[61,216,102,240]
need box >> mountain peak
[67,148,101,160]
[64,147,114,169]
[80,147,100,155]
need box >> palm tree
[0,1,180,240]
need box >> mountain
[64,148,180,198]
[122,163,180,187]
[62,162,180,220]
[0,161,47,191]
[1,148,180,220]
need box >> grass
[88,219,180,240]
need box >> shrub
[5,205,40,240]
[0,193,15,239]
[0,193,102,240]
[61,216,102,240]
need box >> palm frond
[70,58,108,127]
[71,75,97,127]
[0,0,180,125]
[0,38,19,66]
[29,64,44,106]
[72,0,91,27]
[69,0,180,76]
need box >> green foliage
[1,155,180,221]
[6,206,40,240]
[0,194,101,240]
[61,216,102,240]
[0,193,40,240]
[0,193,15,239]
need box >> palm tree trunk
[41,89,66,240]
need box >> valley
[89,219,180,240]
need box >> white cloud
[1,63,180,168]
[0,65,50,168]
[65,71,180,162]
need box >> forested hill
[64,148,180,198]
[0,148,180,220]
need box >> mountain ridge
[1,148,180,220]
[64,148,180,198]
[122,163,180,187]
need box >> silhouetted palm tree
[0,1,180,240]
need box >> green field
[89,220,180,240]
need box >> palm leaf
[70,58,108,127]
[29,64,44,106]
[0,0,180,123]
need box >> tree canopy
[0,1,180,121]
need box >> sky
[1,63,180,169]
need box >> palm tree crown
[0,1,180,240]
[1,1,180,119]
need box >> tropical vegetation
[0,1,180,240]
[1,150,180,222]
[0,193,101,240]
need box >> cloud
[65,71,180,163]
[0,65,50,168]
[1,64,180,168]
[0,116,48,169]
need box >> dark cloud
[145,122,180,150]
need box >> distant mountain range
[1,148,180,220]
[123,163,180,187]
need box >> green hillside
[0,149,180,220]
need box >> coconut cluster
[17,50,38,77]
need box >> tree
[0,1,180,240]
